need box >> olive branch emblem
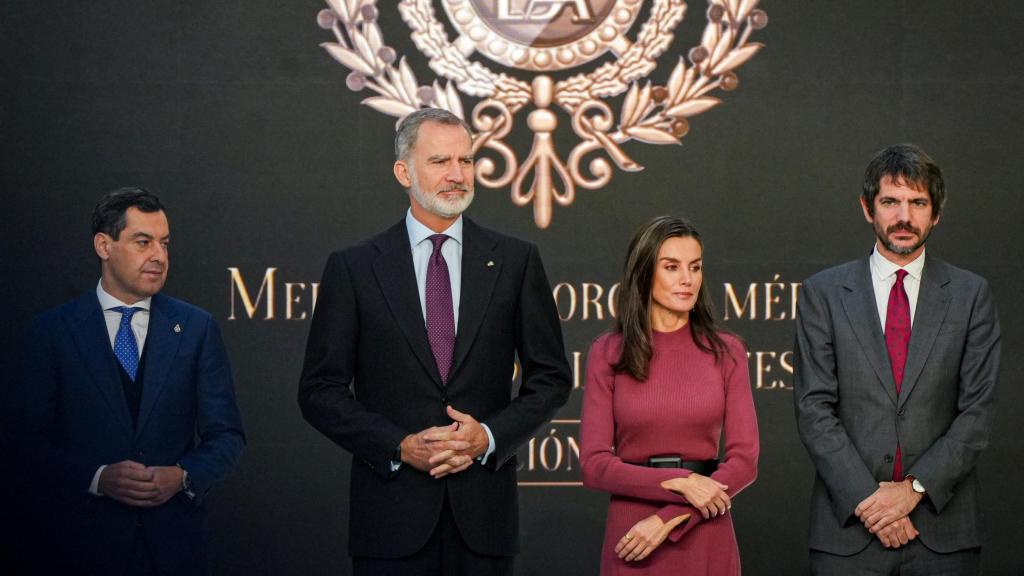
[318,0,768,228]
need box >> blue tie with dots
[112,306,142,381]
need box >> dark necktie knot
[429,234,449,256]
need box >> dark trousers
[352,492,514,576]
[810,540,980,576]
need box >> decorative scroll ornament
[317,0,768,229]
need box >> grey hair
[394,108,472,161]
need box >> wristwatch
[909,476,926,494]
[178,465,196,498]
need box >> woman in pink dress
[581,216,759,575]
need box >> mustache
[886,222,920,235]
[438,184,469,193]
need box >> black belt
[628,456,718,476]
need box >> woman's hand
[614,513,691,562]
[661,474,731,519]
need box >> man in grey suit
[794,143,1000,574]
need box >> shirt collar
[96,280,152,312]
[405,209,463,248]
[870,245,926,282]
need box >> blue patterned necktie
[112,306,142,381]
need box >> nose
[150,243,168,262]
[679,270,693,286]
[446,160,465,183]
[896,201,911,221]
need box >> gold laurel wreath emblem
[317,0,768,229]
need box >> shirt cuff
[89,465,107,496]
[478,423,496,465]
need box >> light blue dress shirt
[404,210,495,465]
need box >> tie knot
[429,234,449,254]
[895,269,909,283]
[112,306,142,322]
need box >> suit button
[897,409,905,416]
[884,454,894,463]
[440,395,449,405]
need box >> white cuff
[89,465,107,496]
[478,423,496,465]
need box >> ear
[393,160,412,188]
[859,196,874,224]
[94,233,111,261]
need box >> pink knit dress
[580,325,759,575]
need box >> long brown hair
[612,216,732,381]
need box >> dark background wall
[3,1,1022,574]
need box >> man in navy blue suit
[14,188,245,574]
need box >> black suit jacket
[14,291,245,574]
[794,255,1000,555]
[299,217,571,558]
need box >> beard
[408,165,474,218]
[876,220,932,255]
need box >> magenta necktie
[426,234,455,383]
[885,269,911,481]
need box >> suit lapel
[897,259,951,409]
[68,293,134,435]
[840,257,898,406]
[135,294,184,438]
[373,221,445,387]
[450,219,500,380]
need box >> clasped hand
[98,460,182,507]
[661,473,731,519]
[401,405,489,478]
[854,480,923,549]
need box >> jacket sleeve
[298,251,409,479]
[13,316,100,503]
[177,314,246,501]
[905,277,1000,512]
[793,277,879,525]
[481,243,573,470]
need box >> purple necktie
[426,234,455,383]
[885,269,911,481]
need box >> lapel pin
[487,261,495,267]
[174,324,181,333]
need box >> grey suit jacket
[794,254,999,555]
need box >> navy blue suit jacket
[15,291,245,574]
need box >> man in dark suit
[794,144,1000,574]
[13,188,245,574]
[298,108,571,575]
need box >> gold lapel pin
[487,261,495,267]
[174,324,181,333]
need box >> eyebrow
[128,231,170,241]
[658,257,702,264]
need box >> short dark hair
[862,143,946,217]
[91,187,165,240]
[394,108,472,161]
[612,216,733,381]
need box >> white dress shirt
[89,281,153,495]
[869,245,926,330]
